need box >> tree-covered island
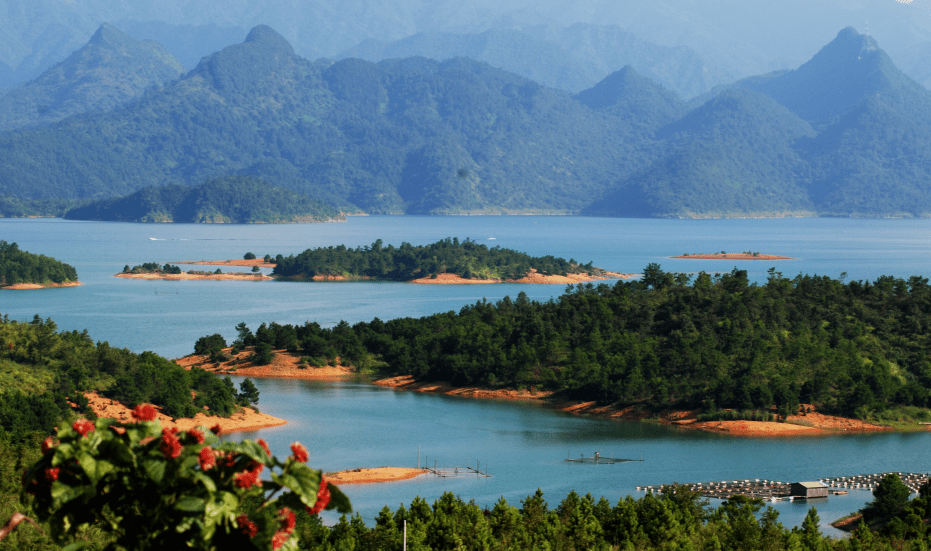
[0,241,79,289]
[270,238,622,282]
[217,264,931,430]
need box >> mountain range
[1,25,931,218]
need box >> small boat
[488,237,496,240]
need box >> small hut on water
[790,481,829,498]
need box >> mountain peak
[575,66,686,129]
[88,23,136,48]
[244,25,294,55]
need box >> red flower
[248,460,265,474]
[220,452,237,468]
[257,438,271,457]
[187,428,205,444]
[41,437,56,455]
[235,469,262,489]
[236,514,258,538]
[290,442,308,463]
[160,428,182,459]
[307,477,331,515]
[198,447,215,470]
[131,404,158,421]
[272,531,290,550]
[44,467,60,482]
[72,418,95,437]
[210,424,222,435]
[278,507,296,534]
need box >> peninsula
[0,240,80,289]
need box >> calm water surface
[2,216,931,535]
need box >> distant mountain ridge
[0,24,184,132]
[2,26,931,219]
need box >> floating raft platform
[566,451,642,464]
[638,472,929,501]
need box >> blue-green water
[2,216,931,535]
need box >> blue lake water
[2,216,931,536]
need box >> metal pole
[403,519,407,551]
[418,446,420,469]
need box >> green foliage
[64,176,343,223]
[0,241,78,286]
[224,266,931,419]
[272,238,599,281]
[124,262,182,275]
[244,253,257,260]
[21,416,349,550]
[194,334,228,356]
[863,473,912,524]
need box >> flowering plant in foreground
[21,406,350,550]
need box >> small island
[64,175,345,224]
[115,262,272,281]
[0,240,81,289]
[271,238,633,283]
[671,251,793,260]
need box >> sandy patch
[115,272,272,281]
[2,281,82,290]
[176,348,354,380]
[665,405,891,436]
[326,467,429,485]
[83,391,286,433]
[411,270,637,285]
[671,253,793,260]
[374,375,553,400]
[683,420,825,437]
[174,259,276,268]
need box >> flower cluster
[159,427,182,459]
[131,404,158,421]
[72,418,94,437]
[198,447,216,471]
[290,442,308,463]
[236,514,258,538]
[308,476,331,515]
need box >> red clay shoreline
[671,253,794,260]
[2,281,82,290]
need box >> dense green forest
[291,480,931,550]
[0,241,78,287]
[271,238,600,281]
[226,265,931,422]
[3,27,931,217]
[65,176,343,223]
[121,262,183,275]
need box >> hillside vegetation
[271,238,600,281]
[223,265,931,423]
[64,175,343,223]
[0,241,78,287]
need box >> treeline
[271,238,598,281]
[0,241,77,286]
[291,481,931,550]
[0,314,257,443]
[122,262,182,275]
[225,265,931,420]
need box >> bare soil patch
[2,281,82,290]
[115,272,272,282]
[83,391,286,433]
[176,348,353,380]
[671,253,793,260]
[411,269,636,285]
[326,467,429,485]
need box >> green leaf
[327,483,353,514]
[193,471,217,492]
[271,464,320,508]
[174,496,206,513]
[144,458,166,484]
[62,542,89,551]
[98,439,134,466]
[75,452,99,484]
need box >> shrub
[21,414,350,550]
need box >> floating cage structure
[638,471,930,501]
[566,451,643,464]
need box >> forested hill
[270,238,601,281]
[0,24,184,132]
[64,175,344,223]
[0,25,646,215]
[0,241,78,287]
[2,26,931,217]
[224,265,931,422]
